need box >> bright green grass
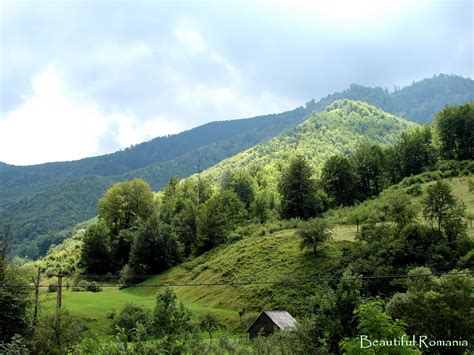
[40,287,240,334]
[141,229,352,312]
[40,228,353,334]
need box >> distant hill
[203,100,417,181]
[2,74,472,258]
[312,74,474,124]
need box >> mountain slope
[313,74,474,124]
[3,74,472,258]
[203,100,417,181]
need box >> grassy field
[40,227,354,334]
[40,176,474,335]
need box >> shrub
[112,303,150,340]
[71,280,88,292]
[86,281,102,292]
[406,183,422,196]
[467,178,474,192]
[71,280,102,292]
[119,264,139,288]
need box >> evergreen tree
[80,221,111,275]
[279,155,321,220]
[129,214,182,275]
[422,180,464,236]
[320,155,356,206]
[434,103,474,160]
[197,190,245,253]
[353,144,386,199]
[110,228,139,273]
[175,202,199,256]
[222,169,256,209]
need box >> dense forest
[314,74,474,124]
[1,75,473,259]
[1,101,472,353]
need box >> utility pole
[32,267,42,328]
[56,273,63,313]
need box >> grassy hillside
[39,175,474,335]
[203,100,417,181]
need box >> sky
[0,0,472,166]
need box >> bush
[106,310,116,320]
[467,178,474,192]
[71,280,102,292]
[72,280,87,292]
[406,183,422,196]
[86,281,102,292]
[48,283,57,292]
[119,264,139,288]
[112,303,150,340]
[31,310,88,354]
[0,334,29,354]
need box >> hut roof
[248,311,297,332]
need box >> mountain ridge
[202,100,417,181]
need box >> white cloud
[168,20,297,120]
[0,65,182,165]
[90,42,154,67]
[173,21,207,56]
[0,20,298,165]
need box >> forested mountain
[3,106,316,257]
[203,100,417,181]
[0,108,312,192]
[2,74,472,258]
[313,74,474,124]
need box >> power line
[4,270,473,289]
[51,261,474,280]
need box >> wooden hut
[247,311,297,339]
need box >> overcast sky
[0,0,472,165]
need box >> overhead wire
[3,269,473,289]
